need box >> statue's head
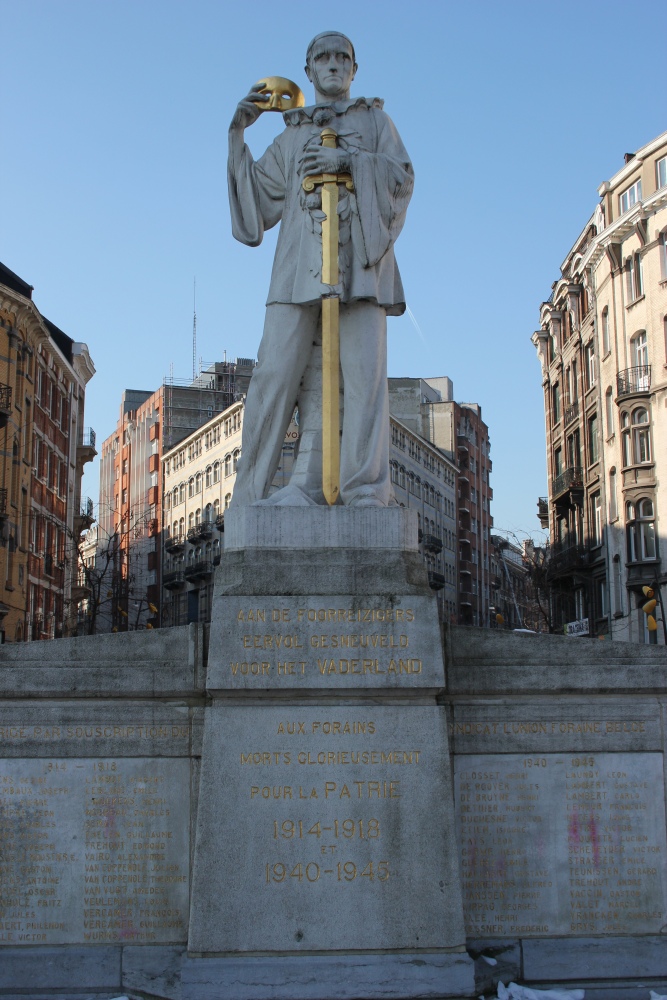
[305,32,357,100]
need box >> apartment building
[161,401,300,625]
[95,361,254,632]
[0,261,96,641]
[533,130,667,641]
[388,377,493,627]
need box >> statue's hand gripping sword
[302,128,354,506]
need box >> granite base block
[224,506,419,552]
[0,946,121,990]
[181,952,475,1000]
[522,935,667,979]
[122,945,185,1000]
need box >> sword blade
[321,295,340,506]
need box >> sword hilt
[302,129,354,192]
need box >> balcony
[0,487,7,519]
[564,401,579,426]
[165,533,185,554]
[184,559,213,582]
[548,541,591,577]
[149,453,160,474]
[459,588,473,606]
[74,497,94,534]
[147,518,159,537]
[459,527,473,544]
[427,571,445,591]
[552,467,583,500]
[537,496,549,529]
[617,365,651,399]
[215,513,225,532]
[163,570,185,590]
[77,427,96,465]
[0,383,12,425]
[421,533,443,553]
[187,521,214,543]
[457,435,469,454]
[458,558,471,575]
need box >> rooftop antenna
[192,277,197,382]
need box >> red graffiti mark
[568,809,580,845]
[588,812,600,866]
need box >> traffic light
[640,586,658,632]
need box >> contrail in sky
[405,304,428,346]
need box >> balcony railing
[427,571,445,591]
[187,521,214,543]
[0,383,12,416]
[184,559,213,581]
[77,497,94,521]
[421,533,443,553]
[78,427,96,449]
[548,541,591,576]
[564,401,579,426]
[617,365,651,398]
[165,534,185,553]
[215,513,225,532]
[163,570,185,590]
[552,467,583,499]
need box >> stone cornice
[0,282,91,389]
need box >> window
[172,487,179,506]
[621,412,631,466]
[585,341,596,389]
[601,307,610,355]
[552,383,561,423]
[588,414,599,465]
[224,454,232,477]
[660,232,667,281]
[626,253,643,301]
[631,407,651,463]
[605,387,614,437]
[657,156,667,190]
[554,446,563,478]
[619,179,642,215]
[213,461,220,484]
[205,466,212,488]
[224,493,232,509]
[609,469,617,521]
[188,477,195,498]
[566,430,580,470]
[590,492,602,546]
[631,330,648,369]
[195,472,202,493]
[626,498,656,562]
[233,449,240,472]
[179,483,186,504]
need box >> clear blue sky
[2,0,666,539]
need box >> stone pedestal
[187,506,472,998]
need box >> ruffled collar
[283,96,383,127]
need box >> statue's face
[305,35,356,99]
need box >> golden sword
[302,128,354,505]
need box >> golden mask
[254,77,305,112]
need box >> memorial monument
[1,29,667,1000]
[186,29,473,996]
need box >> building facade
[0,262,96,641]
[95,361,254,633]
[388,377,494,627]
[533,130,667,641]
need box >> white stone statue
[228,31,413,507]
